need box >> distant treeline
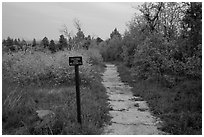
[3,33,103,53]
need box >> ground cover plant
[2,49,110,135]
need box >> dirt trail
[102,64,166,135]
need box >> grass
[2,50,92,84]
[115,62,202,135]
[2,49,110,135]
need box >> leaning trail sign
[69,56,83,125]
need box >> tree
[6,37,15,52]
[6,37,13,46]
[181,2,202,57]
[49,40,56,53]
[13,39,20,50]
[158,3,188,39]
[2,39,7,52]
[110,28,121,39]
[101,30,123,61]
[13,39,19,46]
[96,37,103,45]
[2,39,6,46]
[58,35,67,50]
[73,18,82,31]
[32,38,37,47]
[138,2,188,38]
[82,35,91,50]
[139,2,163,32]
[73,18,85,48]
[76,29,85,41]
[41,37,49,48]
[60,24,72,40]
[21,39,28,52]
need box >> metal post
[75,65,82,124]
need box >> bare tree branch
[73,18,82,31]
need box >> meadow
[2,48,110,134]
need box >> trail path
[102,64,166,135]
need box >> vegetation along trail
[102,64,166,135]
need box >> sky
[2,2,142,41]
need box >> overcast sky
[2,2,141,40]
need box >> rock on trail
[102,64,166,135]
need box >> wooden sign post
[69,56,83,124]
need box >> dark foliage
[58,35,67,50]
[49,40,57,53]
[41,37,49,49]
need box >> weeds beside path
[115,62,202,135]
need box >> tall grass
[2,50,93,84]
[2,49,110,134]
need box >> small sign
[69,56,83,66]
[69,56,83,124]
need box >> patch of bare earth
[102,64,167,135]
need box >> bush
[117,63,202,135]
[100,37,123,61]
[86,48,103,65]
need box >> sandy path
[102,64,166,135]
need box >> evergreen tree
[6,37,15,51]
[18,38,21,44]
[2,39,7,51]
[6,37,13,47]
[82,35,91,50]
[13,39,19,46]
[49,40,56,53]
[32,38,37,47]
[13,39,20,50]
[73,18,85,42]
[2,39,6,46]
[96,37,103,44]
[76,28,85,41]
[21,39,27,51]
[110,28,121,39]
[58,35,67,50]
[41,37,49,48]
